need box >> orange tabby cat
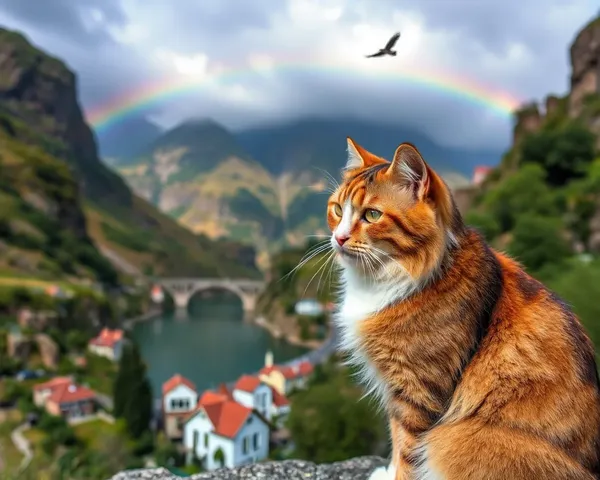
[328,138,600,480]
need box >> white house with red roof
[162,374,198,440]
[183,389,270,470]
[88,328,125,361]
[232,375,273,421]
[33,376,96,419]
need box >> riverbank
[253,315,325,349]
[122,308,162,330]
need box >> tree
[520,120,596,186]
[481,164,558,232]
[547,260,600,353]
[113,341,153,438]
[65,329,89,353]
[508,214,571,273]
[287,364,387,463]
[464,211,501,242]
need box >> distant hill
[236,117,500,177]
[97,116,163,166]
[0,28,259,280]
[107,113,493,267]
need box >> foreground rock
[109,456,387,480]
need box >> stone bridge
[154,278,265,313]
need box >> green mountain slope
[0,28,258,279]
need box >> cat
[328,138,600,480]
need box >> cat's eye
[364,209,382,223]
[333,204,343,217]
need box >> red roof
[234,375,261,393]
[261,361,313,380]
[162,374,196,396]
[89,328,124,348]
[199,391,229,406]
[47,383,95,404]
[260,365,294,378]
[298,361,314,376]
[203,400,254,438]
[217,383,233,400]
[33,376,72,392]
[270,387,289,407]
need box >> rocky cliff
[109,456,387,480]
[0,29,129,205]
[569,17,600,118]
[0,27,260,278]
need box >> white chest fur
[335,267,418,407]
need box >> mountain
[0,28,258,280]
[97,116,163,166]
[111,113,494,265]
[236,117,501,177]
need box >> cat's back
[448,251,600,472]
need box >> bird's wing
[385,32,401,50]
[365,51,386,58]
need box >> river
[131,291,309,396]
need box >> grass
[0,409,24,474]
[77,354,116,396]
[72,419,120,451]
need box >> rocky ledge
[109,456,387,480]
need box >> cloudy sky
[0,0,597,150]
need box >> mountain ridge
[104,115,488,266]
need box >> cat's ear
[387,143,430,200]
[345,137,365,171]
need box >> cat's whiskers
[280,240,331,282]
[302,248,335,298]
[315,250,337,295]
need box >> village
[10,311,318,474]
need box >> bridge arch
[155,278,264,314]
[187,283,250,312]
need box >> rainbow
[86,62,524,133]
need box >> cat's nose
[335,235,349,246]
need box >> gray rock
[108,456,387,480]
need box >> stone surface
[108,456,387,480]
[569,16,600,117]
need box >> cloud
[0,0,598,152]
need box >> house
[33,376,73,407]
[33,377,96,419]
[269,387,290,427]
[88,328,125,361]
[472,166,493,186]
[259,352,314,395]
[184,390,270,470]
[162,374,198,440]
[232,375,273,421]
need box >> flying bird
[365,32,401,58]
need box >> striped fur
[328,138,600,480]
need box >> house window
[170,398,190,411]
[243,436,249,455]
[193,431,199,452]
[204,432,208,448]
[253,433,259,451]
